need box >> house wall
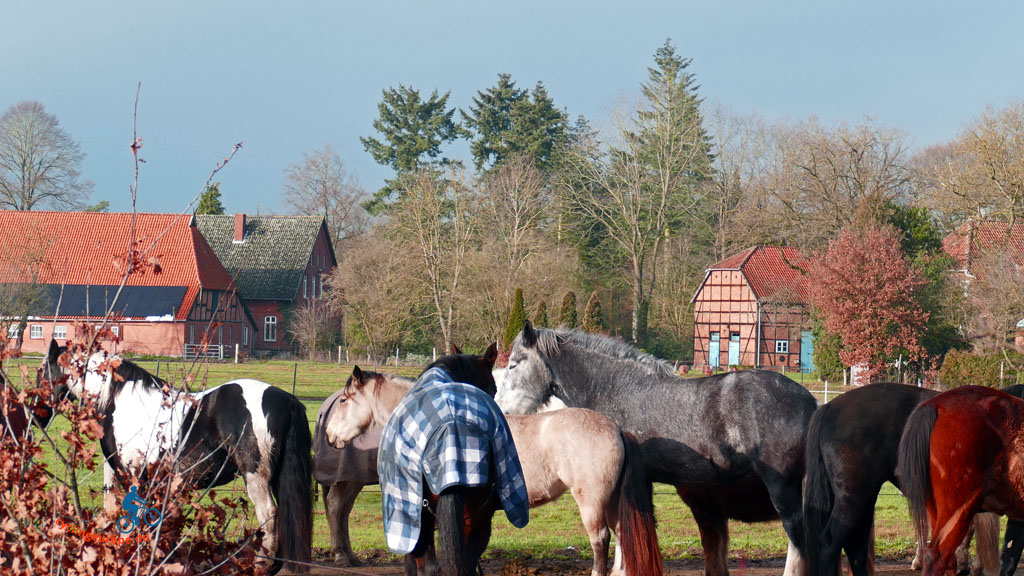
[18,321,185,356]
[693,270,811,370]
[246,300,292,356]
[693,270,759,367]
[183,288,254,356]
[296,227,336,307]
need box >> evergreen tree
[462,74,568,171]
[534,300,549,328]
[582,290,606,333]
[558,291,578,328]
[504,287,527,349]
[361,86,460,213]
[196,182,225,215]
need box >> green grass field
[14,356,923,564]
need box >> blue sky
[2,1,1022,214]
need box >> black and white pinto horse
[496,322,817,576]
[41,340,312,574]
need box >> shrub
[939,349,1024,388]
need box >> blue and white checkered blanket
[378,366,529,554]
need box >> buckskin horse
[322,365,662,576]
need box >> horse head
[426,341,498,397]
[495,321,558,414]
[324,365,378,449]
[35,339,73,425]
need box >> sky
[2,0,1023,215]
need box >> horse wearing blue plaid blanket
[374,344,528,576]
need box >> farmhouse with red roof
[691,245,812,371]
[0,211,254,357]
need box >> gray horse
[495,322,817,576]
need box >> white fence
[183,344,224,360]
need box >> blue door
[708,333,720,368]
[728,332,740,366]
[801,330,815,373]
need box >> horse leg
[436,487,470,576]
[573,488,611,576]
[925,494,982,576]
[244,472,279,573]
[973,513,999,576]
[683,491,730,576]
[756,469,805,576]
[956,518,977,576]
[326,481,364,566]
[102,461,119,514]
[1000,520,1024,576]
[404,504,438,576]
[843,508,877,576]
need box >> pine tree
[534,300,549,328]
[196,182,225,215]
[582,290,605,334]
[558,291,577,329]
[504,288,527,349]
[361,86,460,213]
[463,75,567,172]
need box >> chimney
[233,213,246,243]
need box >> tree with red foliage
[808,225,930,381]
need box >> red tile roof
[707,245,809,303]
[0,211,235,320]
[942,221,1024,270]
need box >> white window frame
[303,276,308,298]
[189,324,195,344]
[775,340,790,354]
[7,324,19,338]
[242,325,249,345]
[264,316,277,342]
[29,325,43,339]
[53,325,67,340]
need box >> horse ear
[482,342,498,366]
[450,342,463,355]
[522,320,537,347]
[351,365,364,386]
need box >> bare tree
[920,100,1024,228]
[326,231,415,362]
[286,299,341,360]
[284,144,370,244]
[0,101,93,210]
[963,248,1024,354]
[388,168,476,353]
[475,154,549,344]
[736,118,913,250]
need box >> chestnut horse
[321,366,662,576]
[897,386,1024,576]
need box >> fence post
[433,348,436,361]
[156,358,161,378]
[395,347,400,367]
[292,363,297,396]
[338,345,342,365]
[346,349,350,363]
[824,380,829,404]
[234,343,239,364]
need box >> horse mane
[530,328,677,377]
[91,353,167,411]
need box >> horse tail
[896,401,937,551]
[436,487,471,576]
[617,430,663,576]
[802,407,832,576]
[272,393,313,572]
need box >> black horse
[803,382,1023,576]
[496,322,816,576]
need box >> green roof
[195,214,332,301]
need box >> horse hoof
[333,554,352,567]
[912,559,923,570]
[267,559,284,576]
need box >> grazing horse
[803,382,1001,576]
[897,386,1024,576]
[321,366,663,576]
[40,340,311,574]
[349,344,529,576]
[495,322,817,576]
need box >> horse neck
[551,344,667,409]
[370,376,413,426]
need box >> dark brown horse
[897,386,1024,576]
[804,383,1000,576]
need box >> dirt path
[290,550,922,576]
